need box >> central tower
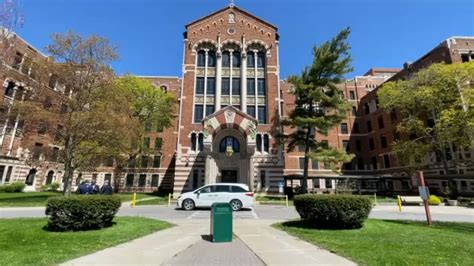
[174,4,284,195]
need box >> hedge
[0,182,26,193]
[45,195,121,231]
[294,194,372,229]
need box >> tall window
[143,137,150,149]
[340,123,348,134]
[263,134,269,153]
[352,106,357,116]
[378,116,384,129]
[205,105,215,116]
[126,174,134,187]
[258,106,267,124]
[138,174,146,187]
[349,91,355,100]
[198,133,204,151]
[257,52,265,68]
[311,160,319,169]
[25,169,36,186]
[247,52,255,67]
[222,51,230,67]
[342,140,349,151]
[153,155,161,168]
[232,52,241,67]
[155,138,162,150]
[197,51,205,67]
[367,121,372,132]
[151,174,159,187]
[191,133,196,151]
[4,82,15,97]
[383,154,390,168]
[369,138,375,150]
[247,78,255,95]
[356,140,361,152]
[372,157,377,170]
[207,77,215,95]
[256,134,262,152]
[381,136,387,148]
[232,78,241,95]
[257,78,265,96]
[195,77,204,95]
[194,105,203,123]
[13,52,22,70]
[222,78,230,95]
[247,105,256,117]
[207,50,216,67]
[299,157,305,170]
[141,156,149,168]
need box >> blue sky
[18,0,474,78]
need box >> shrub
[41,185,50,192]
[50,182,60,191]
[0,185,5,192]
[3,182,26,193]
[294,194,372,229]
[45,195,121,231]
[428,195,442,205]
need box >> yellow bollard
[131,192,136,208]
[285,195,289,207]
[397,195,402,212]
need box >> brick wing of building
[1,4,473,196]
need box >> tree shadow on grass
[0,194,60,203]
[378,219,474,234]
[41,221,118,232]
[279,220,363,231]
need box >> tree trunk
[302,127,311,194]
[113,164,124,193]
[63,135,74,196]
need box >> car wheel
[230,199,242,211]
[182,199,195,211]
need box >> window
[257,52,265,68]
[25,169,36,186]
[207,77,215,95]
[141,155,149,168]
[263,134,269,153]
[349,91,355,100]
[299,157,305,170]
[313,178,320,188]
[194,105,203,123]
[192,170,199,189]
[197,51,206,67]
[216,185,230,192]
[390,110,397,123]
[247,52,255,67]
[342,140,349,151]
[232,78,241,95]
[383,154,390,168]
[219,136,239,153]
[311,159,318,169]
[353,122,359,133]
[205,105,215,116]
[49,75,58,89]
[157,123,164,132]
[195,77,205,95]
[325,179,332,189]
[256,134,262,152]
[461,54,470,63]
[222,78,230,95]
[369,138,375,150]
[364,103,370,114]
[232,52,241,67]
[4,82,15,97]
[191,133,196,151]
[151,174,159,187]
[138,174,146,187]
[258,106,267,124]
[144,122,152,132]
[153,155,161,168]
[340,123,348,134]
[104,173,112,183]
[207,50,216,67]
[143,137,150,149]
[222,51,230,67]
[247,105,255,117]
[155,138,162,150]
[372,157,377,170]
[378,116,385,129]
[367,121,372,132]
[461,180,467,188]
[351,106,357,117]
[13,52,22,70]
[298,144,305,152]
[357,158,364,170]
[231,185,248,192]
[247,78,255,95]
[356,140,361,152]
[160,85,167,93]
[260,171,266,189]
[257,79,265,96]
[381,136,387,148]
[198,133,204,151]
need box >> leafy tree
[378,62,474,176]
[16,31,118,195]
[280,28,355,193]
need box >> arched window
[160,85,167,93]
[219,136,240,153]
[197,50,206,67]
[263,134,269,152]
[46,170,54,185]
[198,133,204,151]
[256,134,262,152]
[232,52,241,67]
[247,52,255,67]
[25,169,36,186]
[257,52,266,68]
[191,133,196,151]
[207,50,216,67]
[5,81,15,97]
[222,51,230,67]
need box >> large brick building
[1,4,473,196]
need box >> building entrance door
[221,170,238,183]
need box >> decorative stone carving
[229,12,235,24]
[231,96,240,104]
[225,109,235,124]
[246,120,257,140]
[257,97,266,104]
[195,96,204,103]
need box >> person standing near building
[100,180,113,195]
[91,181,100,194]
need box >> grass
[0,216,172,265]
[135,197,168,205]
[0,192,63,207]
[275,219,474,266]
[115,192,160,203]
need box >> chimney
[403,61,412,70]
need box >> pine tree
[280,28,354,193]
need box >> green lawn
[0,217,172,265]
[0,192,63,207]
[275,219,474,265]
[135,197,168,205]
[115,193,159,203]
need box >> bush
[428,195,442,205]
[50,182,60,191]
[294,194,372,229]
[45,195,121,231]
[1,182,26,193]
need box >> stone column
[229,49,233,106]
[215,51,222,111]
[253,50,258,120]
[203,49,209,119]
[241,51,247,113]
[204,154,212,184]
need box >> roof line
[134,75,181,79]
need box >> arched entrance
[202,106,257,190]
[25,169,37,186]
[45,170,54,185]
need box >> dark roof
[185,5,277,30]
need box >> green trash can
[210,202,233,243]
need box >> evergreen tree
[280,28,354,193]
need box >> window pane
[143,137,150,149]
[197,51,205,67]
[232,78,241,95]
[231,186,247,192]
[155,138,162,150]
[151,174,159,187]
[194,105,203,123]
[153,156,161,168]
[247,78,255,95]
[222,51,230,67]
[257,79,266,96]
[216,185,230,192]
[247,105,255,117]
[299,157,305,169]
[191,133,196,151]
[311,160,319,169]
[207,50,216,67]
[247,52,255,67]
[256,134,262,152]
[198,133,204,151]
[126,174,134,187]
[257,52,265,68]
[196,77,204,94]
[341,123,348,134]
[222,78,230,95]
[139,174,146,187]
[263,134,269,152]
[206,105,215,116]
[207,78,215,95]
[258,106,267,123]
[141,156,148,168]
[232,52,241,67]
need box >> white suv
[177,183,254,211]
